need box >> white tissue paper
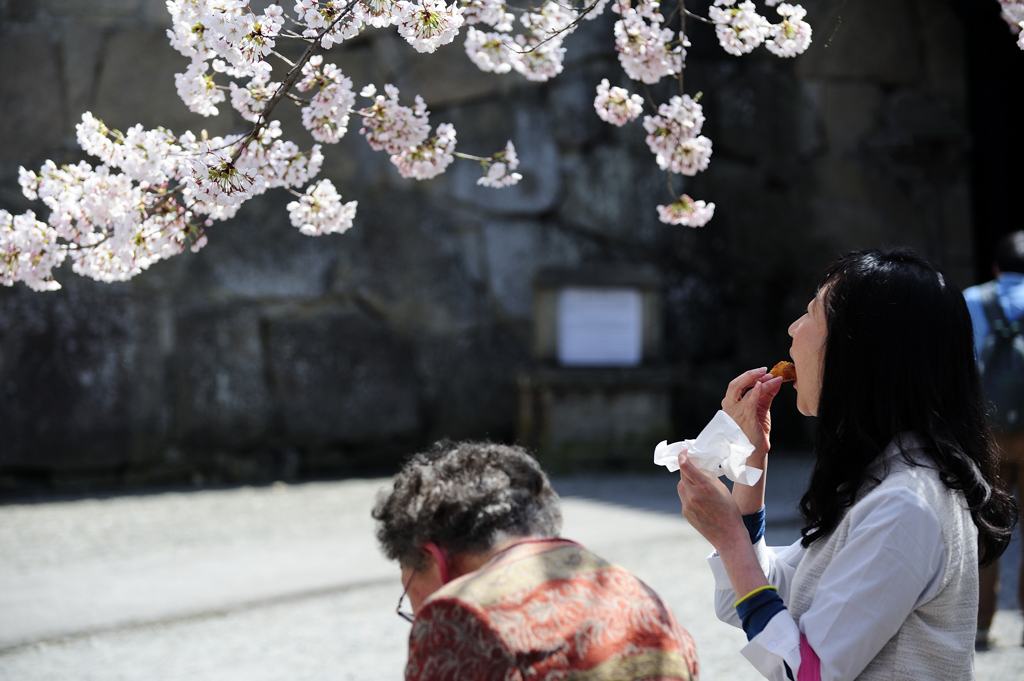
[653,410,763,486]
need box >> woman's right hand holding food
[722,368,783,515]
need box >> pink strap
[797,634,821,681]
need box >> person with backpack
[964,230,1024,649]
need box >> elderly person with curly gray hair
[373,440,699,681]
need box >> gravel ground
[0,462,1021,680]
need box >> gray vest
[787,444,977,680]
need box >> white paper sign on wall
[556,287,643,366]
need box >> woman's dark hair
[799,247,1017,566]
[372,440,562,569]
[994,231,1024,275]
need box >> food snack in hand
[768,361,797,382]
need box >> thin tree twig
[823,0,848,48]
[682,7,714,25]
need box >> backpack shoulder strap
[979,281,1009,328]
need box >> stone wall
[0,0,976,488]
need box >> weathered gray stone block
[557,142,667,241]
[0,24,65,162]
[55,21,106,138]
[710,62,803,162]
[562,11,617,67]
[918,0,966,109]
[266,309,420,444]
[819,82,883,154]
[0,278,164,473]
[432,103,562,215]
[549,66,610,148]
[417,326,530,441]
[517,367,680,472]
[185,193,344,300]
[482,220,583,321]
[41,0,141,15]
[174,305,273,447]
[352,199,483,335]
[92,28,239,136]
[796,0,921,84]
[382,33,513,107]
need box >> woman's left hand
[676,450,748,551]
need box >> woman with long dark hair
[676,248,1017,680]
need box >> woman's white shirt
[708,486,946,681]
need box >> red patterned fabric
[406,539,699,681]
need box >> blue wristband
[742,507,766,544]
[735,588,786,641]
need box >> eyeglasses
[396,571,415,623]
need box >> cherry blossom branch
[229,2,360,165]
[682,7,714,25]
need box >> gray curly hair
[372,440,563,569]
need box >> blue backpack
[979,281,1024,431]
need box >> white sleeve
[709,536,806,628]
[709,487,946,681]
[798,487,945,681]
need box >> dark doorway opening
[960,0,1024,283]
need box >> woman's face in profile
[788,290,828,416]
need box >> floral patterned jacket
[406,538,699,681]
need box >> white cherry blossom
[512,34,566,82]
[296,56,356,144]
[583,0,612,19]
[287,179,358,236]
[764,3,812,58]
[0,209,65,291]
[3,0,821,290]
[460,0,511,30]
[390,123,457,179]
[175,59,225,116]
[644,94,711,174]
[593,78,644,126]
[356,0,400,28]
[614,8,684,84]
[229,76,279,122]
[612,0,661,19]
[296,0,366,47]
[709,0,770,56]
[477,141,521,187]
[239,122,324,189]
[234,5,285,67]
[183,143,266,209]
[999,1,1024,32]
[395,0,465,53]
[657,195,715,227]
[465,27,518,73]
[359,84,432,154]
[521,1,578,36]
